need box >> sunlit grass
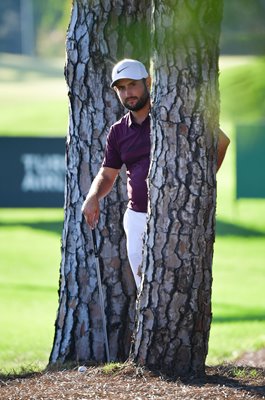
[208,236,265,364]
[0,209,63,372]
[209,114,265,364]
[0,286,58,372]
[0,81,68,136]
[0,54,68,136]
[219,56,265,123]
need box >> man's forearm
[88,173,114,200]
[82,167,119,228]
[86,167,119,201]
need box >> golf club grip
[92,229,99,258]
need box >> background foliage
[0,0,265,56]
[0,0,70,56]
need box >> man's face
[114,78,150,111]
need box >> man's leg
[123,208,147,288]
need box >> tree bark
[133,0,223,377]
[50,0,150,365]
[49,0,223,375]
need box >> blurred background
[0,0,264,373]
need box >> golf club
[91,228,110,363]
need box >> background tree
[49,0,150,365]
[133,0,223,377]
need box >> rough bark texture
[133,0,223,377]
[50,0,150,364]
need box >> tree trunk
[50,0,150,365]
[133,0,223,377]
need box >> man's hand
[81,194,100,229]
[81,167,120,228]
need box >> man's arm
[82,166,120,228]
[217,129,230,171]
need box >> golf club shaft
[92,229,110,363]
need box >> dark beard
[123,86,150,112]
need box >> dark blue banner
[0,137,65,207]
[236,125,265,199]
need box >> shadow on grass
[216,220,265,237]
[1,219,265,238]
[213,314,265,323]
[0,369,41,382]
[212,303,265,323]
[0,282,57,293]
[0,220,63,235]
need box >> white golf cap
[111,59,148,87]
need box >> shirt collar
[128,111,150,127]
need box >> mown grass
[210,112,265,363]
[219,56,265,123]
[0,54,264,372]
[210,235,265,364]
[0,209,63,372]
[0,53,68,136]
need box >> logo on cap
[117,66,129,74]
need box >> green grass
[205,55,264,364]
[219,56,265,123]
[0,209,63,373]
[0,54,265,372]
[0,53,68,136]
[208,112,265,363]
[209,236,265,364]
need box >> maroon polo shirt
[102,112,150,213]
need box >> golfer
[82,59,230,288]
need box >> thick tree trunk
[133,0,223,377]
[50,0,150,364]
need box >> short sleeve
[102,126,123,169]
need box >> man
[82,59,230,288]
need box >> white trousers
[123,208,147,288]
